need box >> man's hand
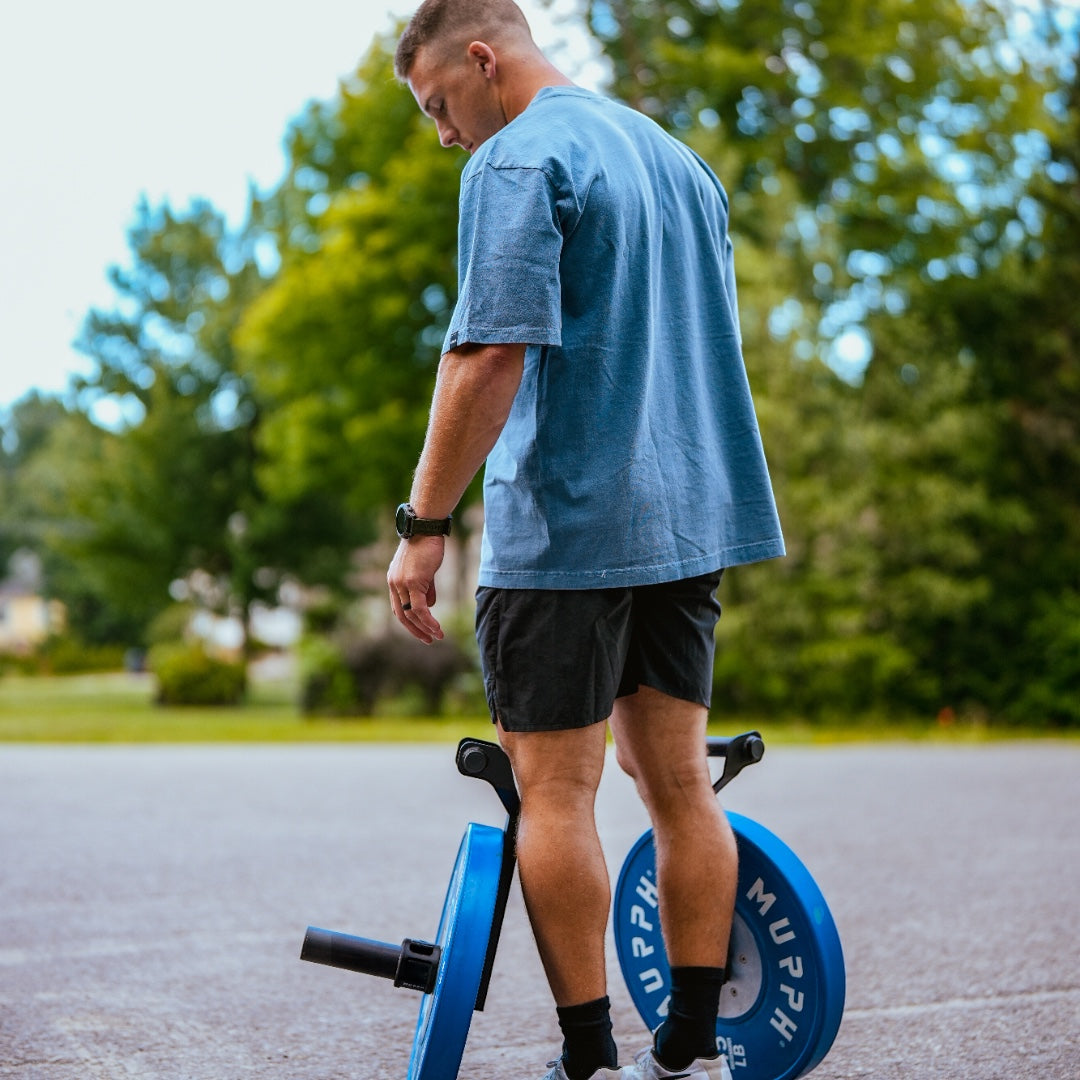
[385,341,523,646]
[388,535,446,644]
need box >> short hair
[394,0,533,81]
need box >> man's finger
[405,595,443,644]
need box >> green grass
[1,671,1073,744]
[0,671,494,743]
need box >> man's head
[395,0,563,154]
[394,0,532,82]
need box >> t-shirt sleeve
[443,164,564,353]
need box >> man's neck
[500,60,576,124]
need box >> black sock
[556,995,618,1079]
[653,966,726,1069]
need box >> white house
[0,549,65,653]
[0,580,65,652]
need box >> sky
[0,0,604,414]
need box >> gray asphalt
[1,741,1077,1079]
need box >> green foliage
[1,399,145,644]
[0,632,129,682]
[4,7,1074,727]
[583,0,1053,282]
[0,652,38,677]
[0,394,70,567]
[575,0,1078,723]
[237,35,465,520]
[144,603,196,647]
[149,642,247,707]
[299,625,477,717]
[36,638,129,676]
[50,181,357,644]
[1012,592,1080,727]
[298,635,360,716]
[884,82,1080,721]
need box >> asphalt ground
[1,741,1077,1079]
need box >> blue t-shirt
[444,87,785,588]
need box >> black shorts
[474,570,723,732]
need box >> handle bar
[706,731,765,793]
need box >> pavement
[0,740,1077,1079]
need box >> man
[387,3,784,1078]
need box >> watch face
[396,503,412,538]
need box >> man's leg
[497,720,611,1004]
[497,720,619,1079]
[611,685,737,1069]
[476,586,629,1077]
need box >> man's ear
[467,41,497,79]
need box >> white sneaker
[538,1057,623,1080]
[620,1046,733,1080]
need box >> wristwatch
[395,502,453,539]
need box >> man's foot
[620,1046,733,1080]
[538,1057,622,1080]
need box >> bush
[0,636,128,676]
[144,603,195,647]
[1010,591,1080,727]
[300,630,475,717]
[41,637,129,675]
[0,651,39,676]
[298,636,360,716]
[149,642,247,706]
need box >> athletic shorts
[474,570,723,732]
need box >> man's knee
[612,688,710,785]
[498,720,607,807]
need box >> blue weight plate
[408,822,504,1080]
[614,812,845,1080]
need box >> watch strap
[410,514,453,536]
[396,502,452,539]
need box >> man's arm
[388,341,526,643]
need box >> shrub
[0,636,128,676]
[40,637,129,675]
[1010,591,1080,728]
[298,636,360,716]
[0,651,39,676]
[300,630,474,716]
[149,642,246,706]
[144,603,195,646]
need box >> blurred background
[1,0,1077,735]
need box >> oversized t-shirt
[444,86,785,589]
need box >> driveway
[1,741,1077,1078]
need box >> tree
[567,0,1076,722]
[236,35,470,595]
[1,399,148,644]
[37,2,1074,724]
[889,57,1080,723]
[0,392,70,569]
[577,0,1057,344]
[63,193,359,649]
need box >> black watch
[395,502,453,539]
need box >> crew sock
[653,966,727,1070]
[556,995,618,1080]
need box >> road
[1,741,1077,1079]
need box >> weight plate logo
[614,812,845,1080]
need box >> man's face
[408,43,505,154]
